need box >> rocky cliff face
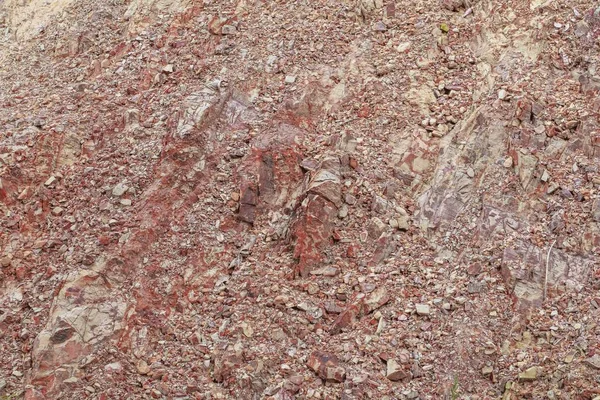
[1,0,599,399]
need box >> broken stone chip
[44,176,57,186]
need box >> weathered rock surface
[1,0,600,399]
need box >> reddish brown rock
[292,195,337,277]
[238,184,258,224]
[307,351,346,383]
[236,122,306,225]
[370,234,396,265]
[213,352,243,383]
[346,244,358,258]
[330,303,362,334]
[467,263,482,276]
[516,99,533,122]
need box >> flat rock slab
[501,240,594,306]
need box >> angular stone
[324,301,344,314]
[124,109,140,128]
[367,217,386,240]
[307,351,346,383]
[44,176,57,186]
[344,193,357,205]
[386,359,410,381]
[238,184,258,224]
[52,206,64,215]
[541,169,550,182]
[58,132,82,167]
[370,234,397,265]
[307,283,319,294]
[397,215,410,231]
[221,25,236,35]
[307,157,342,207]
[518,366,538,381]
[241,322,254,338]
[575,20,590,37]
[442,0,464,11]
[104,362,123,373]
[545,182,559,194]
[514,152,538,189]
[373,21,387,32]
[213,352,243,383]
[292,195,337,277]
[371,194,389,213]
[397,41,411,52]
[592,199,600,222]
[415,304,430,316]
[112,182,128,197]
[417,109,506,230]
[364,287,389,313]
[176,83,224,137]
[516,99,533,122]
[584,354,600,370]
[563,351,576,363]
[330,304,361,334]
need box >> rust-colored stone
[307,351,346,383]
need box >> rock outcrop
[1,0,599,399]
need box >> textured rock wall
[1,0,600,399]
